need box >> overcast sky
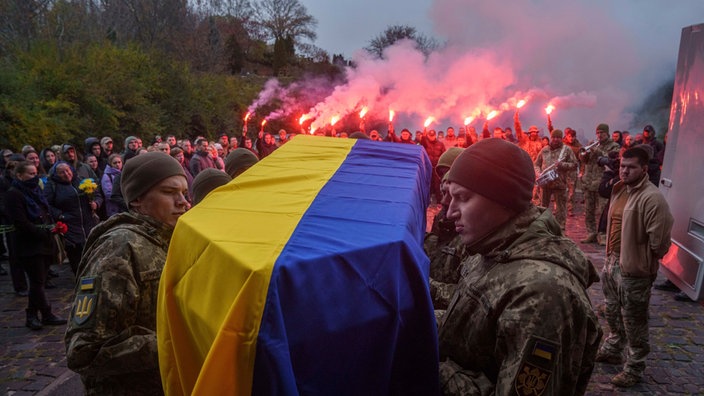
[277,0,704,136]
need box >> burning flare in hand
[424,116,435,128]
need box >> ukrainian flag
[158,135,439,395]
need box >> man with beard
[122,136,141,162]
[596,146,673,387]
[579,124,621,244]
[438,139,601,395]
[189,138,215,177]
[641,125,665,166]
[535,129,578,229]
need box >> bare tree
[365,24,439,58]
[0,0,54,53]
[255,0,316,49]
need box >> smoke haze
[260,0,704,140]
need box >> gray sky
[274,0,704,136]
[299,0,434,58]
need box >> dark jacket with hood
[44,163,101,248]
[438,206,602,396]
[5,178,55,258]
[85,137,107,173]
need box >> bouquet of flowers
[79,178,98,201]
[51,221,68,235]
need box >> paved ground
[1,201,703,395]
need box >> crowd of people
[0,115,676,394]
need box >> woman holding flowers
[44,162,101,274]
[5,161,67,329]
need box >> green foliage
[0,40,272,151]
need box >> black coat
[44,176,99,247]
[5,186,55,257]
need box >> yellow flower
[79,178,98,198]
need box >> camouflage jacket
[534,143,578,190]
[438,206,602,396]
[65,211,173,396]
[580,139,620,191]
[427,233,469,311]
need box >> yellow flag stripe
[158,136,355,396]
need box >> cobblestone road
[1,202,703,395]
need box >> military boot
[41,311,67,326]
[580,233,597,243]
[25,310,43,330]
[611,371,640,387]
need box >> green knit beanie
[596,123,609,133]
[121,152,186,204]
[191,168,232,205]
[224,148,259,178]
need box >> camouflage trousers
[566,172,578,211]
[541,187,568,229]
[601,255,653,377]
[583,189,607,234]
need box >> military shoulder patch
[79,277,95,291]
[73,276,98,326]
[513,335,560,396]
[73,293,96,325]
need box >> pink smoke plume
[247,0,704,139]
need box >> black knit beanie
[447,138,535,213]
[191,168,232,205]
[121,152,186,204]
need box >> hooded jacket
[438,206,602,396]
[44,164,101,247]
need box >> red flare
[517,100,526,109]
[261,119,267,127]
[359,107,368,118]
[424,116,435,128]
[486,110,498,121]
[389,109,395,123]
[244,112,251,122]
[545,105,554,115]
[331,115,340,126]
[299,115,310,125]
[464,116,474,126]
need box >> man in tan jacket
[597,146,673,388]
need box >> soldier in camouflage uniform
[596,147,673,387]
[579,123,620,244]
[438,139,602,395]
[563,128,582,214]
[534,129,577,229]
[65,152,189,395]
[424,148,471,320]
